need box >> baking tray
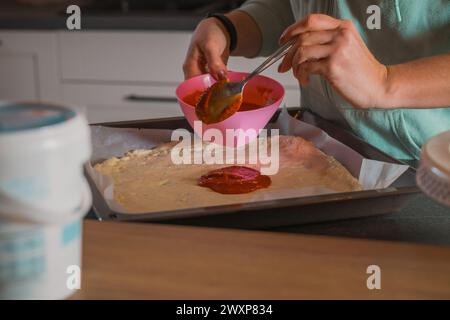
[86,107,420,229]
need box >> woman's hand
[278,14,388,109]
[183,18,230,80]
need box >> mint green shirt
[239,0,450,160]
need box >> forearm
[383,53,450,109]
[225,10,262,58]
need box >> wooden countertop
[72,220,450,299]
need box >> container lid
[418,129,450,207]
[422,129,450,176]
[0,103,76,133]
[0,102,90,155]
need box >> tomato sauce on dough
[198,166,271,194]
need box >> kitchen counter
[86,193,450,246]
[273,194,450,246]
[0,3,202,30]
[72,220,450,299]
[0,13,201,31]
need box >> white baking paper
[275,109,410,189]
[86,108,409,214]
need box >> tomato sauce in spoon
[184,89,262,112]
[194,80,243,124]
[184,80,271,124]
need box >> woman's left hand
[278,14,388,109]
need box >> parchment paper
[86,109,409,213]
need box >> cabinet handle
[124,94,178,103]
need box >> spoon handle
[242,38,297,84]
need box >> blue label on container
[0,229,46,282]
[0,255,46,282]
[0,176,48,203]
[61,220,81,246]
[0,103,76,133]
[0,231,45,253]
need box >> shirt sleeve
[238,0,295,56]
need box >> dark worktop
[273,194,450,246]
[0,14,201,31]
[86,194,450,246]
[0,2,202,30]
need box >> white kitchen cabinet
[58,30,191,84]
[0,30,299,123]
[58,30,300,88]
[61,82,182,123]
[61,81,299,123]
[0,54,37,100]
[0,31,60,102]
[58,30,300,122]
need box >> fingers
[278,41,299,73]
[290,46,333,84]
[183,45,228,80]
[277,15,351,83]
[279,44,333,73]
[203,44,228,80]
[295,59,329,85]
[297,30,337,46]
[183,46,207,80]
[292,44,334,67]
[279,14,341,44]
[278,29,338,73]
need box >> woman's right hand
[183,17,230,80]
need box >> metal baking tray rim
[87,108,421,226]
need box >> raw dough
[94,135,362,213]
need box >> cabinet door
[0,54,38,100]
[58,31,300,88]
[61,83,182,123]
[0,31,60,102]
[58,31,192,84]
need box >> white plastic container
[416,130,450,207]
[0,102,92,299]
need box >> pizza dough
[94,135,362,213]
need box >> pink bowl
[176,71,284,147]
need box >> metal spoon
[196,38,297,124]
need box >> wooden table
[72,220,450,299]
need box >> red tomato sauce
[198,166,271,194]
[183,90,263,112]
[194,80,244,124]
